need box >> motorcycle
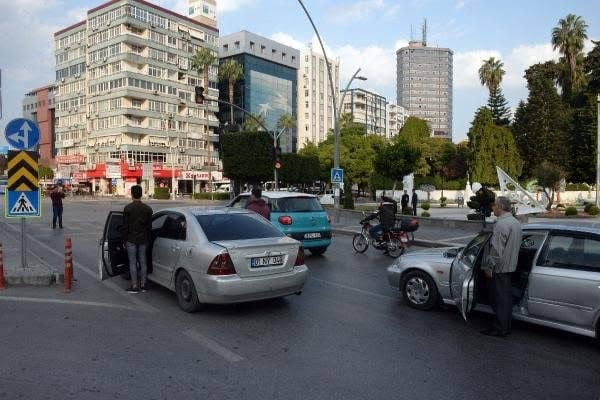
[352,212,418,258]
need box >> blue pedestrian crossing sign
[331,168,344,184]
[4,118,40,150]
[7,190,40,218]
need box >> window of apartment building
[131,99,143,109]
[260,45,266,54]
[234,41,240,49]
[292,56,296,63]
[249,41,255,51]
[282,52,286,61]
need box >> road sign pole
[20,218,26,268]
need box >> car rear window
[196,213,284,241]
[272,197,323,212]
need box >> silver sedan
[388,224,600,338]
[99,207,308,312]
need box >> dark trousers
[52,206,63,228]
[412,203,417,215]
[487,272,513,333]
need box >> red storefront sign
[56,154,86,164]
[120,162,143,178]
[86,163,106,179]
[72,172,87,184]
[153,169,182,178]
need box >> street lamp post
[596,94,599,207]
[297,0,366,210]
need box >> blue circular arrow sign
[4,118,40,150]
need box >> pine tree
[510,62,569,178]
[468,107,523,185]
[487,86,511,126]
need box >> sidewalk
[0,223,62,286]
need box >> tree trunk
[544,188,554,211]
[228,80,234,125]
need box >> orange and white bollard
[64,237,73,292]
[0,243,6,290]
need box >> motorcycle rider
[368,196,398,245]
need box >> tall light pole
[297,0,366,210]
[596,94,599,207]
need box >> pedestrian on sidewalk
[401,190,409,214]
[123,185,153,294]
[411,189,418,216]
[481,196,522,337]
[50,185,65,229]
[246,186,270,220]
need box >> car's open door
[449,232,491,320]
[99,211,129,280]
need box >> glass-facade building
[219,31,299,152]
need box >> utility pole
[596,94,599,207]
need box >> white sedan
[99,207,308,312]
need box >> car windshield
[271,197,323,212]
[196,213,284,241]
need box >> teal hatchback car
[228,191,332,255]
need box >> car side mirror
[444,247,463,258]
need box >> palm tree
[190,48,217,96]
[218,59,244,124]
[277,113,296,152]
[478,57,505,94]
[242,113,266,132]
[552,14,588,94]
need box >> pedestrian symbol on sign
[331,168,344,184]
[10,192,36,214]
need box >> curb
[332,228,462,248]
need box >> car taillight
[294,247,305,266]
[207,253,237,275]
[278,216,293,225]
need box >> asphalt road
[0,198,598,400]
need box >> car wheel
[401,270,438,310]
[352,233,369,253]
[309,246,327,256]
[175,269,202,313]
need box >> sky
[1,0,599,144]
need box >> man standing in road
[411,188,418,216]
[481,196,522,337]
[50,185,65,229]
[401,190,410,214]
[123,185,153,293]
[246,186,270,220]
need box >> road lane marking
[183,329,244,362]
[0,295,138,311]
[310,277,397,300]
[0,220,159,314]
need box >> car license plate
[251,255,284,268]
[304,232,322,239]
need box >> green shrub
[440,196,447,202]
[565,183,590,191]
[564,207,578,216]
[587,205,600,216]
[421,211,430,217]
[343,183,354,210]
[584,203,593,214]
[193,192,231,200]
[421,202,430,211]
[153,187,170,200]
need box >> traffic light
[194,86,205,104]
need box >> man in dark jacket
[246,186,270,220]
[411,189,418,216]
[400,190,409,214]
[123,185,153,293]
[369,196,397,241]
[50,186,66,229]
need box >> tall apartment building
[297,46,339,149]
[340,88,387,136]
[396,40,453,139]
[187,0,216,29]
[22,85,57,166]
[386,103,407,139]
[53,0,220,195]
[218,31,299,152]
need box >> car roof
[237,191,317,199]
[156,206,251,216]
[524,223,600,235]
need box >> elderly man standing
[481,196,522,337]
